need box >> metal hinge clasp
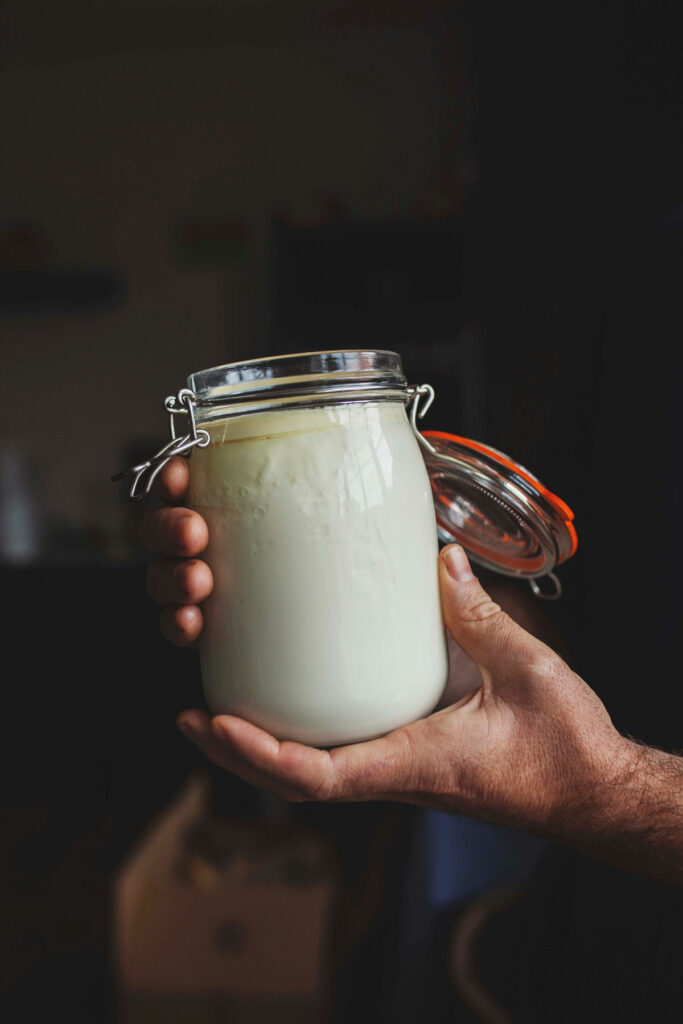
[111,388,210,501]
[406,383,437,454]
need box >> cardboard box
[113,776,334,1023]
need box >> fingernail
[178,721,196,743]
[444,545,475,583]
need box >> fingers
[148,557,212,647]
[177,706,479,809]
[201,714,423,803]
[153,456,191,503]
[140,507,209,557]
[139,464,211,647]
[177,711,304,797]
[177,712,262,784]
[206,716,339,800]
[160,605,204,647]
[438,545,549,681]
[147,558,213,605]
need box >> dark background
[2,1,682,1021]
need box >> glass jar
[189,351,448,747]
[119,350,577,747]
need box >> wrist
[551,733,683,885]
[550,729,635,841]
[584,733,646,834]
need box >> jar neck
[193,386,408,425]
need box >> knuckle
[306,774,335,801]
[527,648,564,682]
[396,727,428,793]
[285,776,330,803]
[169,511,191,551]
[160,606,193,647]
[142,508,181,553]
[461,596,503,625]
[175,512,203,556]
[173,558,196,598]
[290,766,336,803]
[157,457,183,493]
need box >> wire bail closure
[111,388,210,501]
[406,384,436,452]
[528,572,562,600]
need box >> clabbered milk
[190,401,449,747]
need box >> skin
[141,457,683,887]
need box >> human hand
[140,459,683,883]
[139,457,213,647]
[171,546,624,840]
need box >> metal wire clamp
[406,383,436,452]
[111,388,210,501]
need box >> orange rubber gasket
[423,430,578,561]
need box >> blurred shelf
[0,268,126,313]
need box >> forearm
[557,738,683,887]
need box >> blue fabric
[384,809,546,1021]
[420,809,547,908]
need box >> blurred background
[1,1,682,1021]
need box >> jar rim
[188,349,407,408]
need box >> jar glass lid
[188,350,407,406]
[420,429,577,585]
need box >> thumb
[438,544,539,681]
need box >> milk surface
[190,401,448,746]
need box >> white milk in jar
[120,351,579,746]
[185,352,449,747]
